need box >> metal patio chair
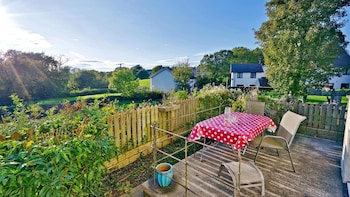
[245,101,265,116]
[252,110,306,173]
[218,159,265,196]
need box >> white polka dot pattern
[188,112,276,150]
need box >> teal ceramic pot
[156,163,173,187]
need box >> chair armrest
[261,135,289,148]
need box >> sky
[0,0,349,72]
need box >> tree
[108,68,139,96]
[0,50,70,104]
[198,47,263,87]
[131,65,150,79]
[151,65,163,75]
[198,50,233,86]
[232,47,263,64]
[136,70,150,79]
[172,60,193,91]
[255,0,349,100]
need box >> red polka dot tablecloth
[188,112,276,150]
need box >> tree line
[1,0,348,104]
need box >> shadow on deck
[135,134,347,197]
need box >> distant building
[149,68,175,93]
[329,52,350,89]
[229,51,350,89]
[230,64,268,87]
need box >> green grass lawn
[139,79,150,88]
[261,91,348,105]
[306,95,348,105]
[35,93,122,105]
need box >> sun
[0,3,18,51]
[0,4,15,31]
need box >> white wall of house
[329,74,350,89]
[150,69,175,93]
[341,96,350,185]
[230,72,265,87]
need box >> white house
[149,68,176,93]
[329,52,350,89]
[230,64,268,87]
[230,51,350,89]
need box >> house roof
[333,52,350,67]
[149,68,172,78]
[230,64,264,73]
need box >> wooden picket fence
[105,98,347,170]
[296,103,347,142]
[105,98,199,170]
[269,102,347,142]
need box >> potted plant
[156,163,173,187]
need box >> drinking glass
[224,107,231,122]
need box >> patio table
[188,112,276,196]
[188,112,276,150]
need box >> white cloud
[63,56,146,72]
[156,56,190,65]
[69,51,86,59]
[194,52,209,57]
[0,5,52,52]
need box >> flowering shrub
[195,84,244,112]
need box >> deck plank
[141,134,347,197]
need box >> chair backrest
[276,111,306,147]
[246,101,265,116]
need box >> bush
[194,85,245,119]
[0,95,118,196]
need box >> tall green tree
[255,0,349,99]
[108,69,139,96]
[198,50,233,86]
[231,47,263,64]
[172,60,193,91]
[130,65,149,79]
[151,65,163,75]
[0,50,70,104]
[198,47,263,87]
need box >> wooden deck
[138,134,347,197]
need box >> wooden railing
[269,102,347,142]
[105,98,348,170]
[296,103,347,142]
[105,98,199,170]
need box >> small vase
[156,163,173,187]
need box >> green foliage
[0,50,72,104]
[130,65,149,79]
[172,60,193,91]
[255,0,347,97]
[0,96,118,196]
[151,65,163,75]
[198,50,233,85]
[139,79,150,88]
[165,90,189,103]
[108,69,139,96]
[68,70,109,91]
[198,47,263,86]
[195,84,244,111]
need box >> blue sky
[0,0,349,72]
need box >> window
[344,68,350,75]
[341,83,349,89]
[237,73,243,78]
[250,72,256,78]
